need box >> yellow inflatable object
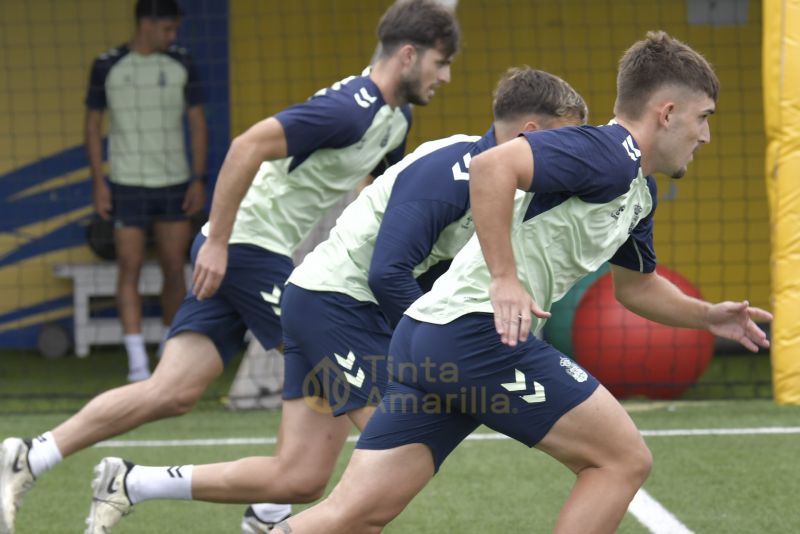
[764,0,800,404]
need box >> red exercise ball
[571,266,714,399]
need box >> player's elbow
[367,266,394,301]
[367,270,406,327]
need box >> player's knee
[282,473,329,502]
[324,487,398,531]
[322,501,387,533]
[147,381,202,416]
[341,507,394,533]
[162,260,185,275]
[166,389,202,415]
[628,442,653,484]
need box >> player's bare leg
[115,226,147,335]
[274,444,433,534]
[52,332,223,456]
[115,226,150,380]
[535,385,652,534]
[190,399,366,503]
[152,220,192,324]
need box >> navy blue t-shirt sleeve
[183,54,203,107]
[369,199,464,327]
[274,92,367,158]
[523,126,641,202]
[609,178,658,273]
[85,58,109,110]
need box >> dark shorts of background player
[110,181,190,229]
[281,283,392,417]
[357,313,600,472]
[168,233,294,365]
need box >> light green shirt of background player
[105,51,193,187]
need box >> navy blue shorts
[281,283,392,416]
[168,233,294,364]
[111,182,190,229]
[357,314,600,471]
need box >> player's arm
[84,56,111,220]
[192,117,287,299]
[610,264,772,352]
[84,109,108,219]
[182,104,208,215]
[369,200,463,327]
[206,117,287,243]
[469,137,550,346]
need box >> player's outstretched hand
[707,300,772,353]
[489,276,550,347]
[192,237,228,300]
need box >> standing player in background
[274,31,773,534]
[87,0,208,382]
[84,67,587,533]
[0,2,459,534]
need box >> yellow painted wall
[229,0,768,309]
[0,1,132,173]
[0,2,133,332]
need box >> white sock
[27,432,63,478]
[124,334,149,371]
[125,464,194,504]
[251,503,292,523]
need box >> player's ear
[397,43,418,68]
[658,102,675,128]
[521,120,540,133]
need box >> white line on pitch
[629,488,693,534]
[95,427,800,533]
[92,426,800,448]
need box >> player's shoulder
[530,123,641,173]
[165,44,193,60]
[311,71,388,113]
[410,134,482,172]
[163,45,194,67]
[391,134,482,204]
[573,123,641,164]
[92,44,129,68]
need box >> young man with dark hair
[86,67,586,533]
[0,2,459,534]
[87,0,207,383]
[274,30,771,534]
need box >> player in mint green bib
[278,31,772,534]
